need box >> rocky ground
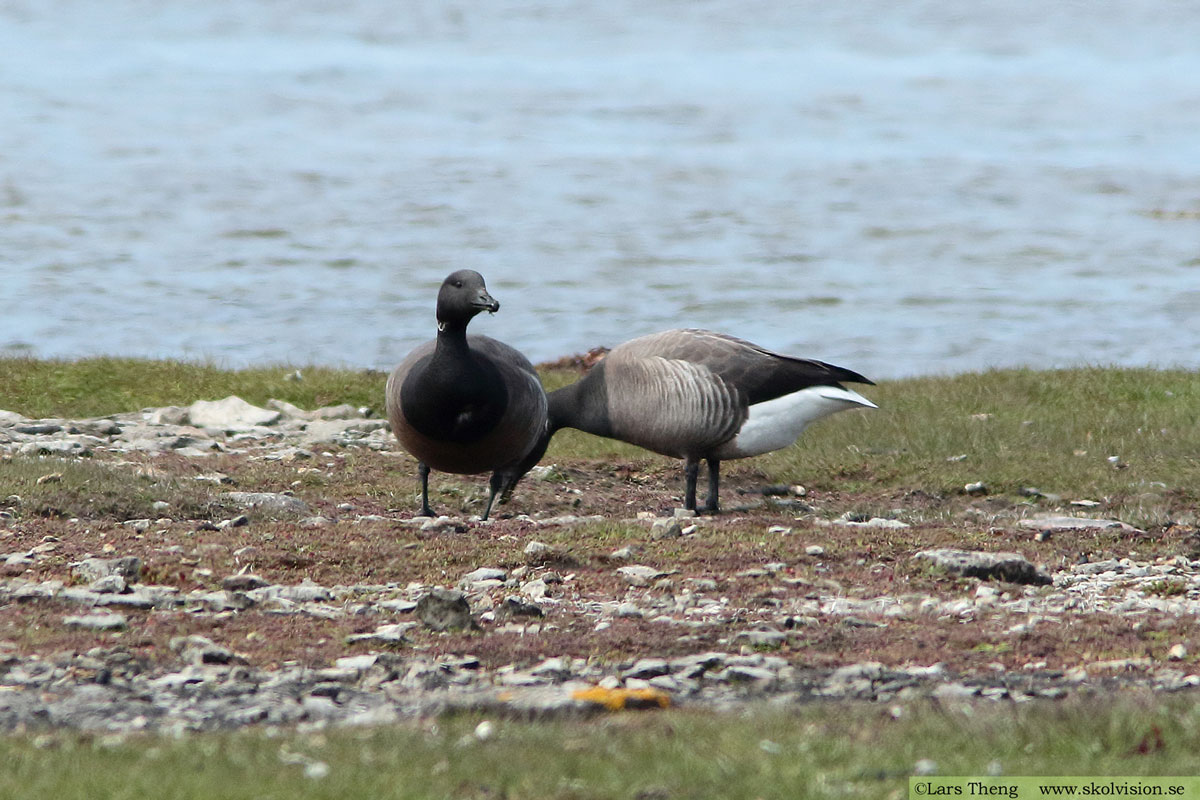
[2,394,1199,734]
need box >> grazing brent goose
[385,270,548,520]
[516,328,875,512]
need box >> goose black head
[436,269,499,329]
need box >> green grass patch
[1145,579,1189,598]
[0,457,215,520]
[3,700,1199,799]
[4,360,1200,510]
[0,357,387,419]
[759,366,1200,504]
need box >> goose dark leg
[683,457,700,511]
[703,458,721,513]
[417,462,434,517]
[482,471,505,521]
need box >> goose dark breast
[386,336,546,475]
[397,342,508,444]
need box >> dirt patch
[3,442,1198,676]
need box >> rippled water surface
[3,1,1198,378]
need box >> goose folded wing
[627,329,873,406]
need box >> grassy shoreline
[4,357,1198,511]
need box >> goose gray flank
[385,270,548,520]
[516,328,876,512]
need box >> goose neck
[548,370,611,437]
[434,323,472,356]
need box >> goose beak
[473,291,500,314]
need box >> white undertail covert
[714,385,877,459]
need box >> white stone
[335,654,379,671]
[0,410,30,426]
[224,492,311,518]
[313,404,361,420]
[300,418,387,445]
[345,622,417,644]
[63,612,128,630]
[617,565,666,587]
[523,541,554,559]
[1018,515,1143,534]
[267,399,314,420]
[521,579,548,600]
[818,515,910,529]
[146,406,189,426]
[187,396,281,429]
[462,567,507,583]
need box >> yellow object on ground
[571,686,671,711]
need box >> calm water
[2,1,1198,378]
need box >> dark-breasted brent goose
[385,270,548,520]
